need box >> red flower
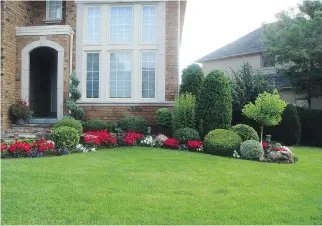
[8,142,32,153]
[187,140,203,149]
[1,143,7,152]
[262,141,269,149]
[163,138,179,148]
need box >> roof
[197,26,266,63]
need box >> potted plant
[9,100,33,125]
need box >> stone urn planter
[15,118,26,125]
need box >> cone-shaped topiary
[179,64,204,96]
[66,72,85,120]
[196,70,232,137]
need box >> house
[196,26,322,109]
[0,0,187,131]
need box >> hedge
[296,107,322,147]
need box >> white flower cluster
[233,150,240,158]
[47,140,55,145]
[75,144,96,153]
[281,146,292,155]
[141,136,155,147]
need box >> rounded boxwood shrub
[156,108,172,129]
[240,140,264,160]
[50,126,80,148]
[173,127,200,143]
[196,70,232,138]
[53,118,83,135]
[231,124,259,142]
[204,129,242,156]
[119,115,148,133]
[179,64,204,96]
[82,119,116,132]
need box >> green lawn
[1,147,322,225]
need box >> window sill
[44,19,63,24]
[77,102,174,107]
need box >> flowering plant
[8,141,32,157]
[122,132,143,146]
[162,138,179,149]
[1,143,8,158]
[9,100,33,120]
[187,140,203,152]
[233,150,240,158]
[32,140,55,152]
[83,130,117,148]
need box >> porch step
[28,118,58,124]
[2,124,53,141]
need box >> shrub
[53,118,83,135]
[204,129,242,156]
[231,124,259,142]
[173,93,196,129]
[82,119,116,132]
[196,70,232,138]
[296,107,322,147]
[266,104,301,145]
[65,72,85,120]
[179,64,204,96]
[173,127,200,143]
[50,126,80,148]
[119,115,148,133]
[240,140,264,160]
[156,108,172,129]
[9,100,33,120]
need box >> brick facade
[1,0,186,129]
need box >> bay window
[76,2,165,103]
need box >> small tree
[65,72,85,120]
[156,108,173,136]
[179,64,204,96]
[242,90,287,142]
[196,70,232,137]
[173,93,196,130]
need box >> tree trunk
[260,126,264,143]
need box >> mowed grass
[1,146,322,225]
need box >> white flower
[90,148,96,152]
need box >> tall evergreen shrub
[179,64,204,96]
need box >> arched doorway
[30,47,57,118]
[21,39,64,120]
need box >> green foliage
[267,104,301,145]
[119,115,148,133]
[240,140,264,160]
[82,119,116,132]
[262,1,322,107]
[196,70,232,137]
[66,72,85,120]
[50,126,80,148]
[9,101,33,120]
[230,62,274,112]
[296,107,322,147]
[173,127,200,143]
[156,108,172,129]
[173,93,196,130]
[179,64,204,96]
[204,129,242,156]
[231,124,259,142]
[242,90,287,142]
[53,118,83,135]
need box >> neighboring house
[197,26,322,109]
[0,0,187,130]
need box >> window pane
[109,6,133,43]
[110,52,132,98]
[142,52,156,98]
[142,6,157,43]
[86,53,100,98]
[262,55,275,68]
[87,7,101,44]
[47,0,62,20]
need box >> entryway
[30,47,57,118]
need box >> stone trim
[78,102,174,107]
[16,25,74,36]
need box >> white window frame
[83,51,102,101]
[76,2,166,104]
[261,54,275,68]
[46,0,63,21]
[141,5,158,44]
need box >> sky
[180,0,302,71]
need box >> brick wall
[31,1,67,26]
[1,1,34,130]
